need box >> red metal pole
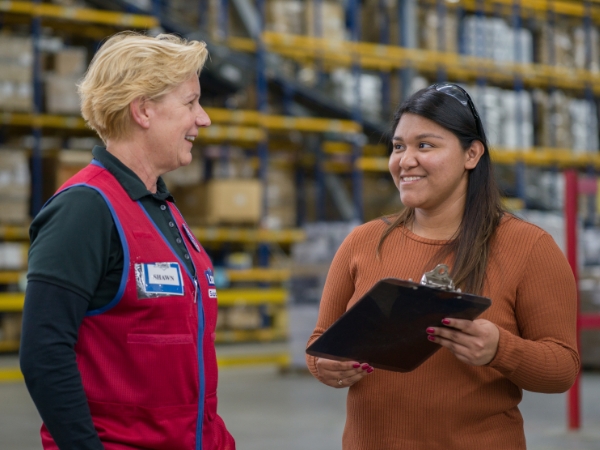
[565,168,581,430]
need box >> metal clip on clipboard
[306,264,491,373]
[420,264,457,292]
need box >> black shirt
[21,146,197,449]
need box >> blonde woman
[21,32,235,450]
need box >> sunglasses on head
[432,83,485,140]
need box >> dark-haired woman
[306,83,579,450]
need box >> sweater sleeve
[488,232,580,393]
[305,233,357,379]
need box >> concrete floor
[1,354,600,450]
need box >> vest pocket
[127,333,193,345]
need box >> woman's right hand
[315,358,374,388]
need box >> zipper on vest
[193,277,199,303]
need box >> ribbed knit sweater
[306,214,580,450]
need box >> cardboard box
[0,313,23,343]
[0,199,29,225]
[267,0,304,35]
[305,0,346,42]
[0,35,32,62]
[0,242,28,270]
[0,80,33,112]
[174,179,263,226]
[172,184,206,226]
[38,150,91,200]
[204,179,262,225]
[0,149,31,199]
[55,150,92,189]
[0,64,32,83]
[53,47,87,76]
[45,74,80,114]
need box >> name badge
[182,223,201,253]
[205,269,215,286]
[136,262,184,297]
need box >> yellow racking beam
[204,108,361,133]
[323,142,387,156]
[0,226,306,243]
[0,367,23,382]
[0,353,291,381]
[216,352,290,367]
[227,33,600,93]
[2,111,359,135]
[357,149,600,171]
[215,330,288,345]
[0,1,158,27]
[196,125,265,143]
[217,289,287,306]
[0,293,25,312]
[191,227,305,244]
[1,112,87,129]
[0,226,29,241]
[226,268,290,283]
[0,272,23,284]
[0,289,287,311]
[458,0,600,20]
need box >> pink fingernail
[441,319,451,325]
[367,368,374,373]
[352,363,360,368]
[426,327,435,334]
[427,335,436,341]
[361,363,369,370]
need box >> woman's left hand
[426,318,500,366]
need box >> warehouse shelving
[0,1,159,27]
[226,32,600,93]
[200,0,600,422]
[0,2,306,362]
[0,110,360,138]
[3,0,600,381]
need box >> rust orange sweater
[306,215,579,450]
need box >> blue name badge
[141,262,184,296]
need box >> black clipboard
[306,265,492,373]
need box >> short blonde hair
[78,31,208,143]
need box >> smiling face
[389,113,482,217]
[145,75,210,174]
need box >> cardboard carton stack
[0,313,23,347]
[331,68,383,122]
[267,0,346,41]
[574,25,600,72]
[37,150,91,201]
[420,8,458,53]
[305,0,346,42]
[463,15,533,63]
[45,47,87,115]
[538,23,575,67]
[0,36,33,112]
[264,164,297,229]
[0,149,31,225]
[174,179,263,227]
[469,85,534,150]
[0,242,28,271]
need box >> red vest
[41,161,235,450]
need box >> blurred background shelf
[3,0,600,380]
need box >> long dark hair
[378,85,504,295]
